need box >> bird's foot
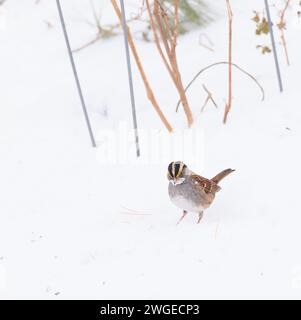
[197,212,204,224]
[176,211,188,225]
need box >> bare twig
[199,33,215,52]
[171,0,179,60]
[73,2,147,53]
[224,0,233,124]
[154,1,172,56]
[150,0,193,127]
[278,0,290,66]
[145,0,174,78]
[176,62,265,111]
[73,34,102,53]
[201,84,218,112]
[111,0,173,132]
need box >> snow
[0,0,301,299]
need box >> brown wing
[191,175,221,194]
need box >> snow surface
[0,0,301,299]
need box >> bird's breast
[168,182,205,213]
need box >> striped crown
[167,161,187,179]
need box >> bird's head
[167,161,189,185]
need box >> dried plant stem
[176,61,265,111]
[145,0,174,78]
[154,2,172,56]
[279,0,290,66]
[111,0,173,132]
[149,0,193,127]
[201,84,218,112]
[73,34,102,53]
[199,33,215,52]
[224,0,233,124]
[171,0,179,59]
[73,3,147,53]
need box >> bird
[167,161,235,224]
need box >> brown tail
[211,169,235,184]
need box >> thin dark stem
[264,0,283,92]
[56,0,97,147]
[119,0,141,157]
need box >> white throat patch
[173,178,185,185]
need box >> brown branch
[154,1,172,57]
[145,0,188,108]
[111,0,173,132]
[224,0,233,124]
[151,0,193,127]
[145,0,174,78]
[160,4,174,47]
[171,0,179,60]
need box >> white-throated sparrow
[168,161,235,224]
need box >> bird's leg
[176,210,188,225]
[197,211,204,224]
